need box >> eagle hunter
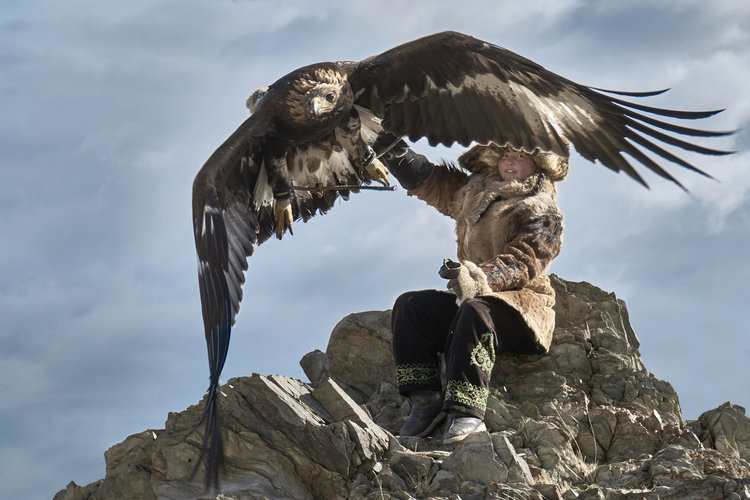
[191,31,732,488]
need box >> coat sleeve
[408,163,469,218]
[479,204,564,291]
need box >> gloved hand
[379,140,435,190]
[438,259,492,305]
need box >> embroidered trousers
[391,289,534,419]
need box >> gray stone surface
[325,310,396,402]
[55,276,750,499]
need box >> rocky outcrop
[55,276,750,499]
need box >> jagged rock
[492,431,535,485]
[440,431,508,485]
[691,402,750,461]
[55,375,399,500]
[299,348,328,387]
[323,310,396,402]
[56,276,750,499]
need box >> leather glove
[379,140,434,190]
[438,259,492,305]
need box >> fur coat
[409,144,566,353]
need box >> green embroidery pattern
[470,332,496,373]
[396,363,440,387]
[445,380,489,411]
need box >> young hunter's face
[497,151,538,182]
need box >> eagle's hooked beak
[312,97,323,116]
[311,95,335,117]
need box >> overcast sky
[1,1,749,498]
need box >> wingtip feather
[591,87,671,97]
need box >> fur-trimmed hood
[457,142,570,182]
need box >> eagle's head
[307,83,344,118]
[286,66,353,124]
[246,87,267,114]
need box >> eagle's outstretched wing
[191,113,376,487]
[349,31,732,188]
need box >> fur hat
[458,141,570,182]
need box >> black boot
[399,390,445,437]
[442,411,487,444]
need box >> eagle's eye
[325,92,336,103]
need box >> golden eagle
[191,31,731,488]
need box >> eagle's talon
[366,159,391,186]
[274,197,293,239]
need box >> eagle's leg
[336,110,390,186]
[263,146,294,239]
